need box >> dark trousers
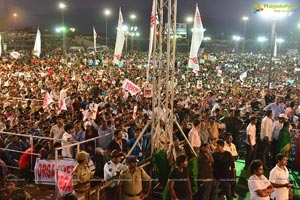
[209,179,219,200]
[261,140,271,168]
[196,181,213,200]
[230,170,236,195]
[219,181,233,200]
[272,139,278,166]
[245,144,257,168]
[105,186,118,200]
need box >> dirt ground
[21,184,56,200]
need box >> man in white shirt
[248,159,274,200]
[188,119,201,154]
[50,115,65,143]
[260,110,273,169]
[104,150,128,200]
[211,98,222,117]
[245,116,257,169]
[269,153,293,200]
[61,124,77,158]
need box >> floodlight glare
[257,36,268,42]
[276,38,284,43]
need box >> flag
[273,35,277,57]
[33,28,41,57]
[88,102,99,120]
[93,26,97,52]
[113,8,125,65]
[188,4,204,72]
[133,105,138,119]
[122,79,141,96]
[240,71,247,81]
[43,92,54,109]
[82,109,92,121]
[57,170,73,197]
[10,51,21,59]
[146,0,156,80]
[58,89,67,109]
[59,96,67,111]
[0,34,2,57]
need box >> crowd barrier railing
[54,132,114,198]
[0,131,64,172]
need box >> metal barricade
[54,132,114,199]
[0,131,63,172]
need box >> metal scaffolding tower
[126,0,196,159]
[150,0,177,153]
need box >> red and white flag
[93,26,97,52]
[33,28,41,57]
[59,96,67,111]
[82,109,92,121]
[133,105,138,120]
[10,51,21,59]
[43,92,54,109]
[122,79,141,96]
[188,4,204,72]
[144,83,153,98]
[146,0,156,80]
[113,8,125,65]
[57,170,73,197]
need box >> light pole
[12,12,18,30]
[122,24,129,60]
[298,22,300,42]
[275,38,284,56]
[104,9,111,46]
[130,14,136,51]
[186,16,193,39]
[260,9,288,88]
[232,35,241,52]
[242,16,249,53]
[59,2,66,53]
[257,36,268,51]
[267,19,276,89]
[130,26,138,51]
[186,16,193,49]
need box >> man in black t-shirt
[107,129,128,155]
[168,155,192,200]
[212,139,235,200]
[250,98,261,111]
[197,143,214,200]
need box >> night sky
[2,0,300,39]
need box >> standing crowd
[0,47,299,200]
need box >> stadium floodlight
[276,38,284,43]
[257,36,268,43]
[186,16,193,23]
[232,35,241,41]
[203,37,211,41]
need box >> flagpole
[93,26,97,52]
[267,19,276,89]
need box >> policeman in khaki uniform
[103,150,128,200]
[72,151,92,199]
[118,155,152,200]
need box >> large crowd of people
[0,40,299,200]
